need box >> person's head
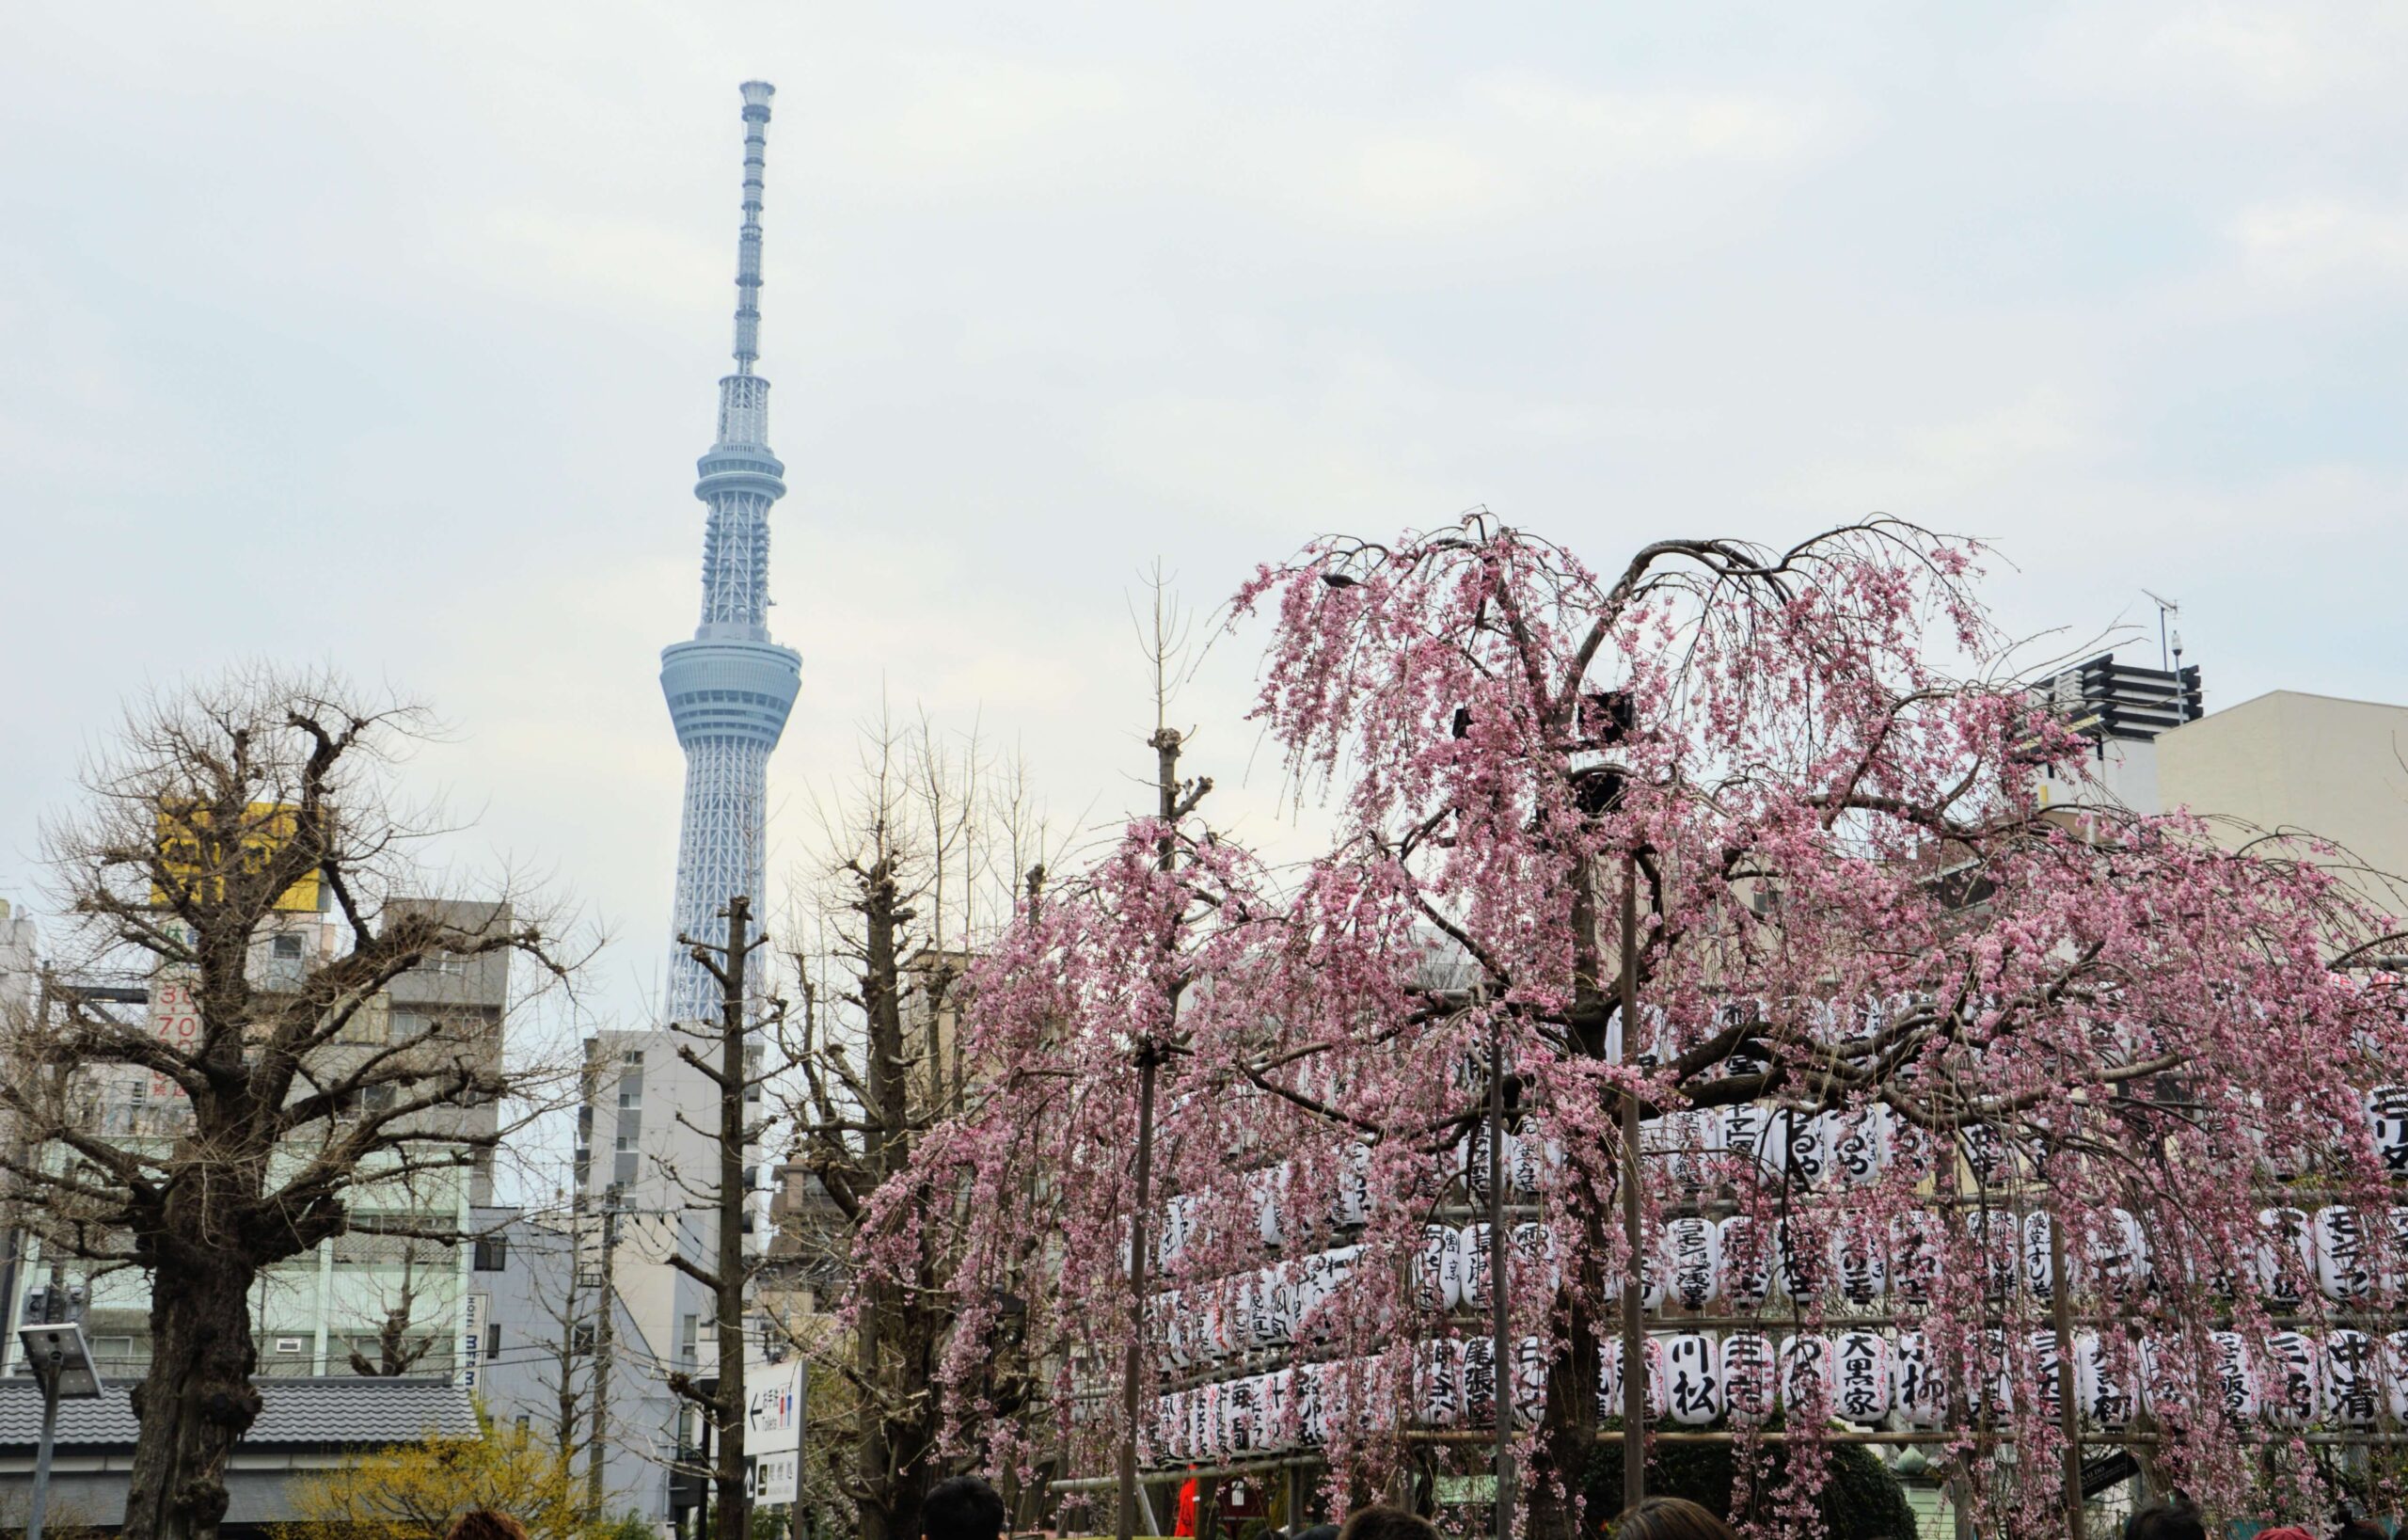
[2257,1529,2315,1540]
[2334,1521,2387,1540]
[1295,1526,1340,1540]
[923,1475,1006,1540]
[444,1512,531,1540]
[1335,1506,1441,1540]
[1610,1497,1737,1540]
[2124,1500,2207,1540]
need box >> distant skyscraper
[659,82,799,1023]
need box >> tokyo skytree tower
[658,81,799,1023]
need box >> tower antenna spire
[732,81,774,375]
[657,82,802,1026]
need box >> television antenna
[2141,588,2181,673]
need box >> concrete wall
[2156,690,2408,912]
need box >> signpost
[746,1357,806,1505]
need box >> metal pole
[1120,1052,1157,1540]
[2047,1210,2082,1540]
[1618,854,1645,1513]
[589,1187,620,1515]
[1488,1024,1511,1540]
[27,1361,59,1540]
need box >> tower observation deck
[659,81,799,1024]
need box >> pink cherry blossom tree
[864,516,2408,1540]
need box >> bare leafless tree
[0,666,586,1540]
[768,709,1064,1540]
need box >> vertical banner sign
[147,976,200,1101]
[747,1358,807,1503]
[460,1294,487,1389]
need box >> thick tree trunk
[121,1258,263,1540]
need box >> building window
[574,1323,596,1354]
[619,1087,641,1109]
[515,1413,531,1431]
[615,1132,635,1152]
[485,1322,501,1360]
[473,1236,509,1272]
[272,934,304,960]
[622,1049,644,1066]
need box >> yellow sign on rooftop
[151,802,325,914]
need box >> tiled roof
[0,1376,477,1450]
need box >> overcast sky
[4,3,2405,1030]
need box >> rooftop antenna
[2141,589,2180,673]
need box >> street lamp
[16,1317,103,1540]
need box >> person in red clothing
[1174,1476,1199,1538]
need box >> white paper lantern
[1293,1246,1359,1342]
[2030,1330,2066,1421]
[1891,1332,1943,1428]
[1888,1211,1944,1304]
[2136,1336,2187,1419]
[1155,1392,1180,1461]
[1607,1001,1671,1067]
[1830,1221,1886,1306]
[1331,1142,1370,1227]
[1958,1121,2014,1183]
[1295,1361,1328,1445]
[1965,1329,2013,1420]
[2264,1330,2323,1427]
[2074,1331,2138,1427]
[1464,1336,1500,1428]
[1230,1375,1268,1454]
[1967,1210,2020,1298]
[1152,1291,1186,1370]
[1661,1216,1720,1312]
[2023,1212,2064,1300]
[2208,1331,2259,1421]
[1779,1334,1834,1418]
[1416,1339,1464,1428]
[1261,1367,1296,1451]
[1599,1334,1669,1422]
[1245,1266,1292,1349]
[1833,1329,1891,1423]
[1459,1224,1492,1312]
[2382,1331,2408,1422]
[2254,1207,2314,1306]
[1831,1103,1893,1185]
[1782,1112,1836,1190]
[2313,1206,2375,1302]
[1251,1163,1291,1248]
[1159,1195,1198,1269]
[1513,1336,1549,1428]
[1719,1215,1773,1310]
[1721,1332,1778,1425]
[2088,1210,2149,1300]
[1721,1103,1782,1183]
[1463,1126,1517,1204]
[1513,1221,1564,1296]
[1652,1109,1723,1188]
[2325,1330,2381,1428]
[1774,1216,1829,1304]
[1416,1223,1463,1313]
[2369,1086,2408,1176]
[1665,1332,1721,1426]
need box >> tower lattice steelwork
[659,81,799,1024]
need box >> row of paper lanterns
[1147,1326,2408,1464]
[1158,1088,2407,1265]
[1154,1204,2408,1369]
